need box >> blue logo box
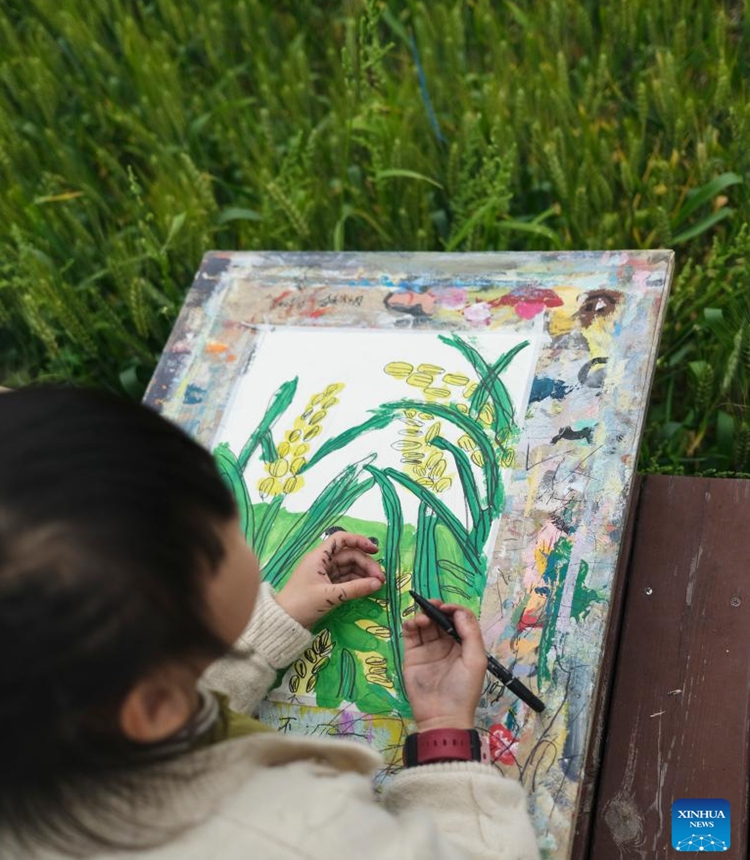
[672,798,730,852]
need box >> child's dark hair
[0,386,237,851]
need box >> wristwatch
[403,728,482,767]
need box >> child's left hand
[275,532,384,629]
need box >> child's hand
[402,601,487,732]
[275,533,384,629]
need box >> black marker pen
[409,590,546,713]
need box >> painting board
[145,250,673,859]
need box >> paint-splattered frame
[145,250,673,860]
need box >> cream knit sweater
[4,584,541,860]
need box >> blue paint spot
[529,376,570,403]
[184,384,206,405]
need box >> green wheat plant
[212,334,528,714]
[0,0,748,474]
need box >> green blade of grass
[672,208,734,244]
[674,173,743,226]
[375,168,444,189]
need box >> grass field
[0,1,748,473]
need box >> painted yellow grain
[458,434,476,451]
[406,371,433,388]
[384,361,414,378]
[425,421,442,442]
[431,459,447,478]
[392,440,421,451]
[443,372,470,386]
[268,458,289,477]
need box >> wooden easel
[572,475,749,858]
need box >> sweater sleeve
[381,761,541,860]
[201,582,314,715]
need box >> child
[0,386,540,860]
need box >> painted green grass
[249,504,479,715]
[1,0,748,473]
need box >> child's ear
[119,666,197,743]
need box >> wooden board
[568,476,642,860]
[145,250,674,859]
[589,475,750,857]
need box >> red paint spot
[489,724,519,765]
[515,301,546,319]
[497,288,564,319]
[226,354,237,362]
[517,607,543,631]
[272,290,292,307]
[309,308,328,318]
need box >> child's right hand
[275,532,384,629]
[402,601,487,732]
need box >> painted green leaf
[439,334,528,434]
[262,459,375,587]
[214,442,254,542]
[431,435,484,528]
[471,340,531,426]
[259,430,278,464]
[238,377,298,471]
[378,399,500,513]
[437,558,481,595]
[303,412,395,472]
[412,502,440,599]
[381,467,482,574]
[363,464,406,698]
[337,648,357,701]
[253,495,284,562]
[441,584,473,600]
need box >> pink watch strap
[403,728,482,766]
